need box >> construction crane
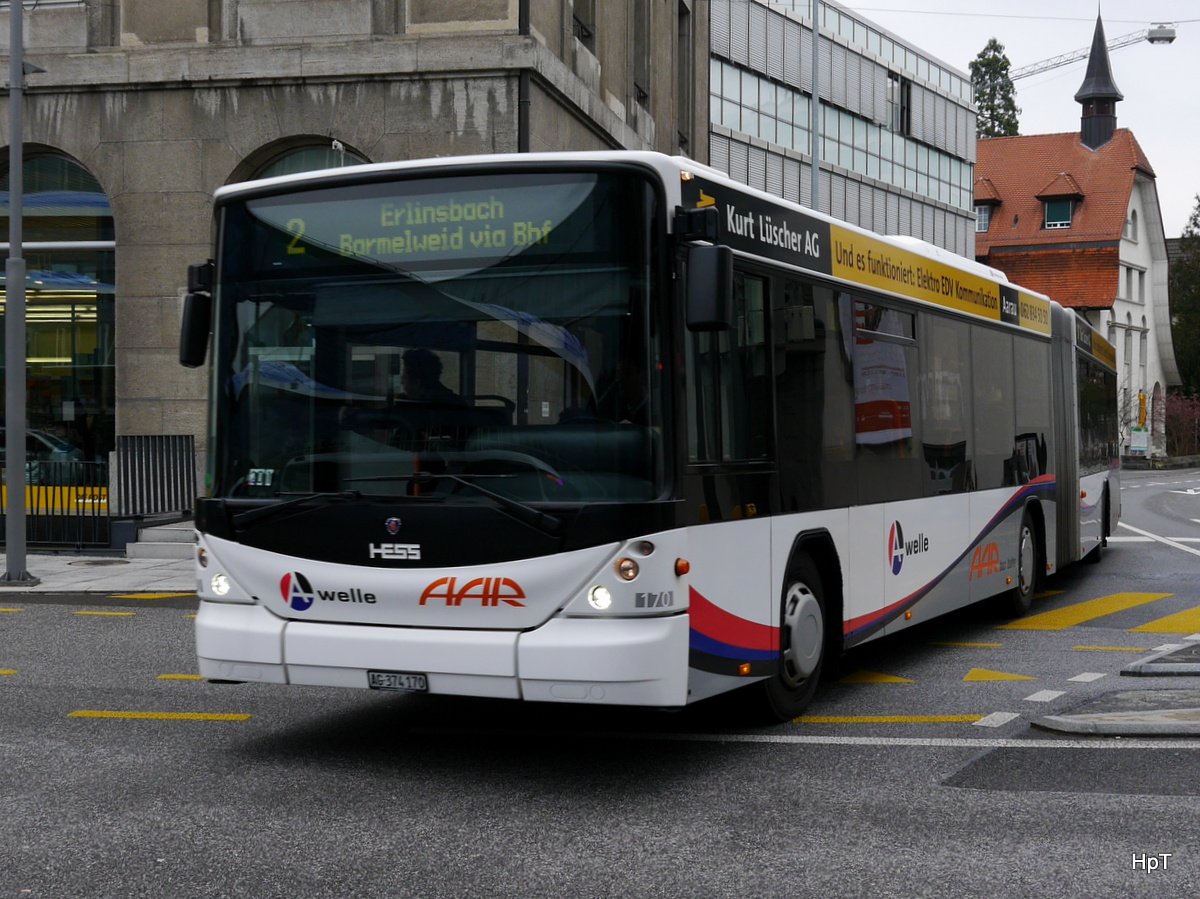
[1009,24,1176,81]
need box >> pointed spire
[1075,12,1122,149]
[1074,13,1123,103]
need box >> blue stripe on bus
[688,629,777,662]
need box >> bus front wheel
[759,553,826,720]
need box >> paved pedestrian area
[0,553,195,594]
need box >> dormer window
[1044,199,1073,229]
[975,205,992,233]
[1036,172,1082,231]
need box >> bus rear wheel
[999,509,1039,617]
[758,553,826,721]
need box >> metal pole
[809,0,821,211]
[3,1,38,586]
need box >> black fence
[1,461,111,548]
[0,435,197,549]
[113,435,196,516]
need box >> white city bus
[180,151,1118,719]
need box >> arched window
[1,153,114,463]
[254,145,368,180]
[1124,209,1139,242]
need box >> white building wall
[1093,175,1180,457]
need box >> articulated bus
[180,151,1118,720]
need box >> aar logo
[419,576,526,608]
[280,571,316,612]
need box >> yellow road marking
[839,670,913,684]
[73,611,135,617]
[0,608,24,612]
[796,715,981,724]
[998,593,1173,630]
[111,593,196,600]
[0,669,16,675]
[964,668,1037,682]
[68,711,250,721]
[157,674,204,680]
[1074,645,1150,652]
[930,641,1003,648]
[1128,606,1200,634]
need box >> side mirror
[685,245,733,332]
[179,291,213,368]
[180,261,215,368]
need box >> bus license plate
[367,671,429,692]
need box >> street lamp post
[2,0,39,586]
[809,0,821,211]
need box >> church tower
[1074,13,1124,149]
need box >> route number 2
[287,218,306,255]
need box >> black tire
[1085,489,1109,564]
[756,553,827,721]
[999,508,1039,617]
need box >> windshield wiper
[231,490,362,531]
[346,472,563,537]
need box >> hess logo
[280,571,316,612]
[419,576,526,608]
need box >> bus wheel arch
[756,533,843,721]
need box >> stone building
[0,0,707,492]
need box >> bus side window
[970,326,1016,491]
[686,272,771,463]
[920,316,972,495]
[848,297,923,504]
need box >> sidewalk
[0,553,196,594]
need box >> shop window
[0,154,115,464]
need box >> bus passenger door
[682,269,777,633]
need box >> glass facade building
[709,0,977,256]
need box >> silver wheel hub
[1018,525,1034,593]
[781,581,823,686]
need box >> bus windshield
[211,169,664,505]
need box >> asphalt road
[4,469,1200,897]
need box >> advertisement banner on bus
[682,176,1051,335]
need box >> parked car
[0,429,86,485]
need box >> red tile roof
[974,128,1154,309]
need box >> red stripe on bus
[688,587,777,651]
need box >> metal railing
[113,435,197,516]
[1,460,111,548]
[0,436,197,548]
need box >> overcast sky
[841,1,1199,236]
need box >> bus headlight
[588,586,613,610]
[615,558,639,580]
[211,573,232,596]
